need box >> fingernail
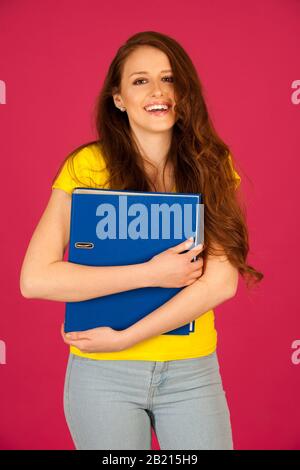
[188,236,194,241]
[194,243,203,249]
[66,333,72,338]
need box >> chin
[146,124,175,132]
[144,117,175,128]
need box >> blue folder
[64,188,204,335]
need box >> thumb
[170,237,194,254]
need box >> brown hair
[52,30,263,288]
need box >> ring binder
[64,187,204,336]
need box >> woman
[20,31,263,450]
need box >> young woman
[20,31,263,450]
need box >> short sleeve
[51,146,95,195]
[228,153,241,189]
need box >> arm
[122,242,239,348]
[19,189,151,302]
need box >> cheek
[126,89,144,107]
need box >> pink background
[0,0,299,450]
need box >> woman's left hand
[60,323,129,353]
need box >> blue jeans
[63,350,234,450]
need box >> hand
[147,238,204,288]
[60,323,129,353]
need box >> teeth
[145,104,169,111]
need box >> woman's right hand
[147,239,205,288]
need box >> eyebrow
[129,69,172,77]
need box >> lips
[144,106,173,117]
[144,102,172,111]
[144,107,171,116]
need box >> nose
[151,89,167,101]
[150,79,167,96]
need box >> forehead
[123,46,172,78]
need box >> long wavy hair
[52,30,263,288]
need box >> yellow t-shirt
[52,142,241,361]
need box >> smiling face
[113,46,177,134]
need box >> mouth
[143,104,172,117]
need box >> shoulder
[71,141,107,171]
[51,141,109,194]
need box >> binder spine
[197,202,204,246]
[188,199,204,334]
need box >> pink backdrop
[0,0,299,450]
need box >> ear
[112,89,124,109]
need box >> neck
[131,128,172,171]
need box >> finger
[190,259,203,270]
[170,237,195,254]
[190,262,203,272]
[61,333,74,346]
[190,269,203,279]
[186,243,204,260]
[61,324,69,342]
[185,278,196,286]
[65,331,89,340]
[68,340,89,352]
[63,336,90,347]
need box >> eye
[133,76,174,85]
[163,75,174,82]
[133,78,147,85]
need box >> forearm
[21,261,151,302]
[122,277,235,348]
